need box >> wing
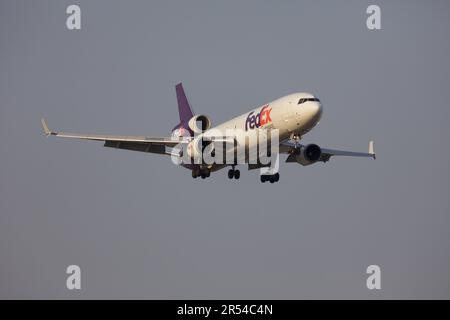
[41,119,189,155]
[319,141,375,161]
[282,140,375,162]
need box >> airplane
[41,83,375,183]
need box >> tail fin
[175,83,194,124]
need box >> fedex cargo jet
[41,83,375,183]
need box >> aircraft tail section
[176,83,194,124]
[171,83,195,136]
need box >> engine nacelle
[188,115,212,133]
[295,144,322,166]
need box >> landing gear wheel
[274,172,280,182]
[260,173,279,183]
[192,170,198,179]
[197,169,210,179]
[228,169,234,179]
[234,170,240,179]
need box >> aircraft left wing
[41,119,189,155]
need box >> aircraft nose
[308,102,323,121]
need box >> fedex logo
[245,105,272,131]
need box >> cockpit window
[298,97,320,104]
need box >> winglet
[41,118,53,137]
[369,140,376,159]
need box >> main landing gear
[260,172,280,183]
[192,169,210,179]
[227,167,240,180]
[192,167,279,183]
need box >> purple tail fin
[171,83,195,136]
[176,83,194,124]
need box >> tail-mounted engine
[185,115,213,162]
[188,115,212,133]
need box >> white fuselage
[204,92,323,146]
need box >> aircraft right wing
[41,119,189,155]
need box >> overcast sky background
[1,0,449,299]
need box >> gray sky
[1,0,450,299]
